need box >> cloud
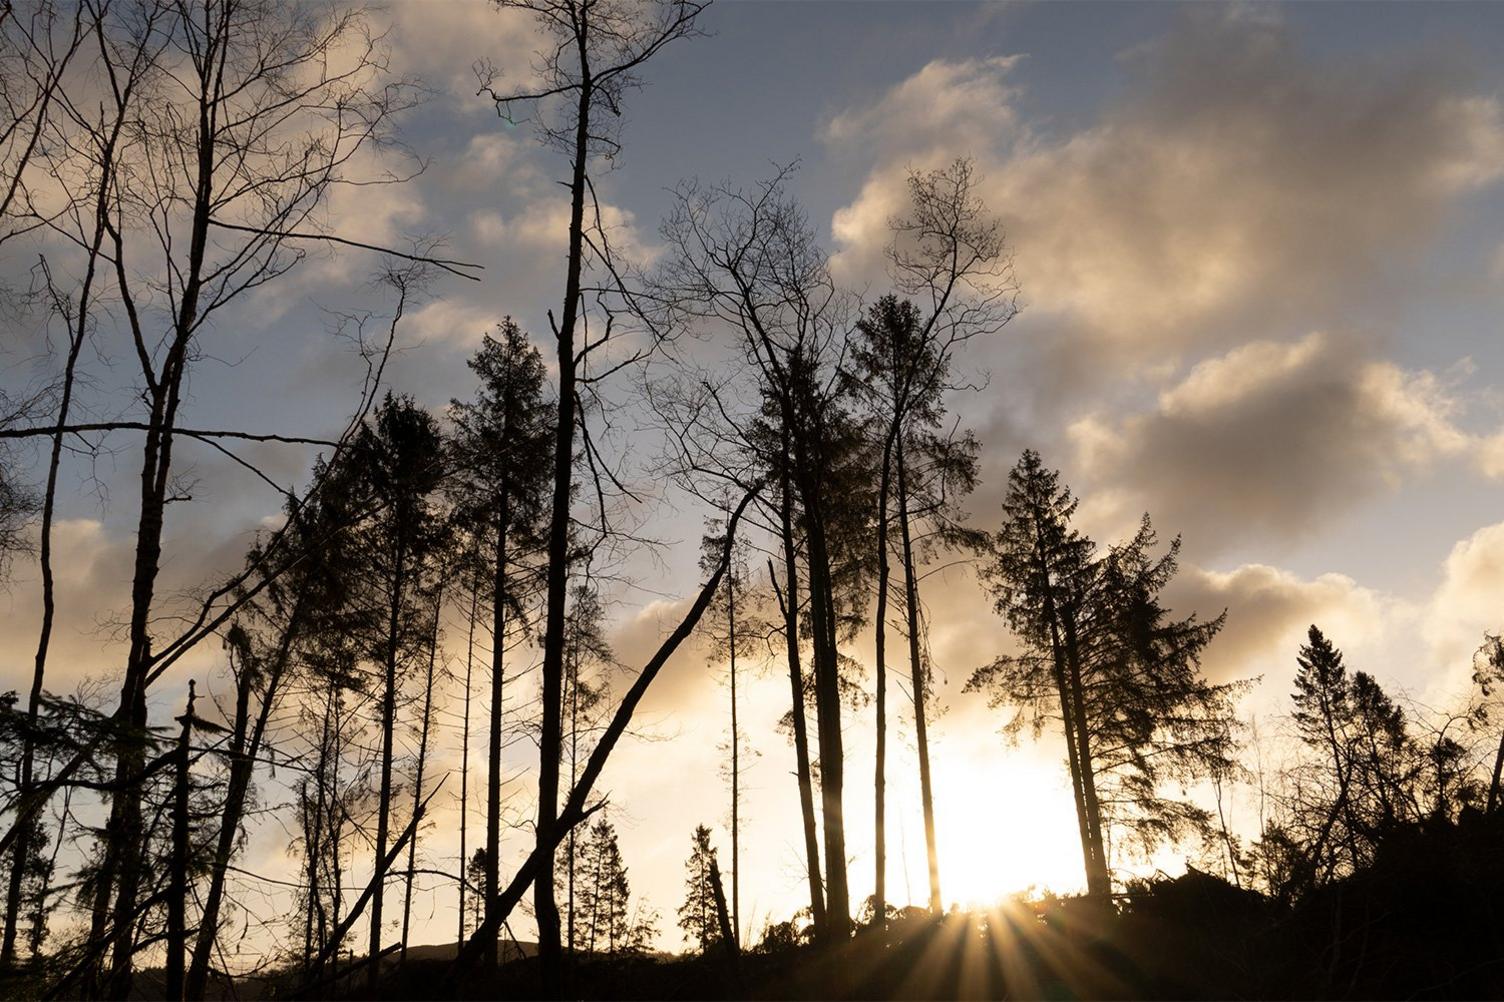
[822,55,1025,158]
[1422,521,1504,698]
[1069,331,1487,552]
[1166,562,1397,690]
[381,1,543,99]
[825,7,1504,376]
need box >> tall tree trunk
[486,503,507,970]
[872,443,893,927]
[401,588,443,963]
[1031,519,1098,898]
[104,32,218,993]
[567,646,579,965]
[165,683,197,1001]
[303,693,334,978]
[773,462,825,934]
[369,535,408,991]
[460,581,478,947]
[1061,608,1110,897]
[535,28,594,998]
[801,487,849,936]
[3,135,106,965]
[727,567,740,943]
[896,441,942,914]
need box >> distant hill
[398,938,537,964]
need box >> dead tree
[478,0,707,988]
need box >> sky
[4,0,1504,962]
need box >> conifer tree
[449,320,552,967]
[677,825,720,953]
[345,394,448,987]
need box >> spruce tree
[677,825,720,953]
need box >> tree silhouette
[974,451,1239,895]
[677,825,721,954]
[344,394,448,990]
[449,320,553,968]
[478,0,708,986]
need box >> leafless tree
[477,0,707,988]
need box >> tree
[0,2,432,993]
[400,584,447,964]
[677,824,720,953]
[478,0,707,987]
[1085,519,1241,857]
[973,451,1239,895]
[850,161,1017,919]
[973,450,1106,896]
[449,320,553,967]
[697,523,763,944]
[561,585,611,959]
[344,393,448,989]
[448,486,762,981]
[657,168,869,937]
[185,458,371,1001]
[576,816,639,956]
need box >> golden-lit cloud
[826,7,1504,374]
[1166,562,1400,690]
[1069,332,1487,551]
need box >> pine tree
[677,825,720,953]
[577,817,634,955]
[974,452,1240,894]
[972,450,1106,896]
[449,319,553,969]
[345,393,448,987]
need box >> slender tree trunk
[1031,519,1098,898]
[460,581,478,946]
[329,694,346,970]
[567,647,579,964]
[1061,608,1110,897]
[104,34,219,993]
[401,587,443,963]
[7,58,128,972]
[369,535,409,990]
[165,683,197,1001]
[304,694,334,976]
[3,191,99,974]
[727,565,740,943]
[895,440,941,914]
[801,487,849,936]
[872,444,893,927]
[773,463,825,933]
[486,503,507,970]
[535,34,594,999]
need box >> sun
[930,750,1087,908]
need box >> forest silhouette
[1,0,1502,1000]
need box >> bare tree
[656,169,866,937]
[0,2,439,994]
[850,159,1015,921]
[478,0,707,988]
